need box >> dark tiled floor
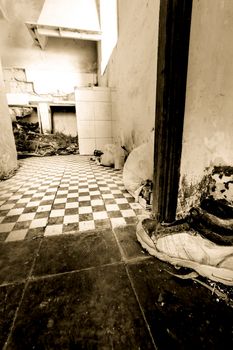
[127,259,233,349]
[32,229,122,277]
[0,283,24,349]
[0,239,41,284]
[1,225,233,349]
[7,266,155,350]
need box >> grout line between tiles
[3,238,43,350]
[111,222,157,348]
[125,265,158,350]
[28,260,124,282]
[112,221,150,263]
[42,166,66,233]
[111,226,128,262]
[125,255,152,264]
[0,251,151,289]
[0,280,25,288]
[111,224,151,266]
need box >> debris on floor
[12,120,79,157]
[91,144,128,170]
[165,269,233,307]
[138,180,153,210]
[94,149,104,158]
[9,106,34,121]
[91,134,154,208]
[90,149,104,164]
[136,215,233,312]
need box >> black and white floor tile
[0,155,148,242]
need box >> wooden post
[152,0,193,223]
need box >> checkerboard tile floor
[0,155,148,242]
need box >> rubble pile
[12,121,79,157]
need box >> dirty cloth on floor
[137,213,233,286]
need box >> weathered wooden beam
[152,0,193,223]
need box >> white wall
[180,0,233,184]
[0,59,17,178]
[99,0,160,150]
[98,0,118,75]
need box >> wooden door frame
[152,0,193,223]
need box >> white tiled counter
[75,87,113,155]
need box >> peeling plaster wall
[0,59,17,178]
[180,0,233,184]
[0,0,97,94]
[99,0,160,149]
[178,0,233,215]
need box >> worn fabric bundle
[123,133,154,198]
[137,216,233,286]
